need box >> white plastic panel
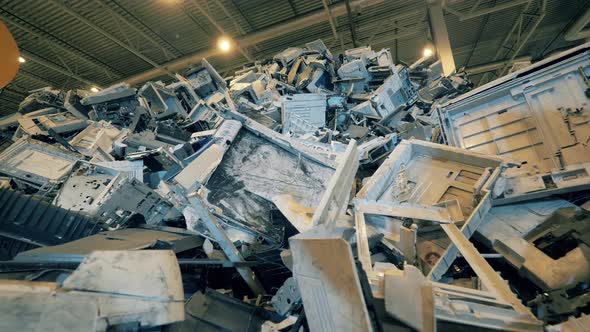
[440,43,590,174]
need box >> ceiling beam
[17,70,60,88]
[121,0,387,85]
[49,0,175,78]
[194,9,428,77]
[211,0,262,52]
[564,2,590,41]
[93,0,181,61]
[427,0,456,76]
[445,0,530,21]
[465,55,532,75]
[321,0,345,51]
[20,50,97,87]
[478,0,546,85]
[187,0,254,62]
[0,9,123,80]
[497,0,547,77]
[345,0,358,48]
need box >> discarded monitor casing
[16,108,88,137]
[439,42,590,205]
[54,161,171,227]
[0,250,184,331]
[281,93,326,135]
[370,67,417,118]
[0,137,79,191]
[69,120,127,161]
[356,139,505,280]
[166,77,201,114]
[81,84,147,129]
[189,112,337,244]
[139,82,188,120]
[476,200,590,320]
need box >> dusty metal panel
[439,43,590,178]
[16,108,88,136]
[433,282,544,331]
[281,93,327,135]
[289,226,374,332]
[0,137,79,189]
[459,197,590,323]
[0,250,185,330]
[204,125,335,240]
[311,140,358,228]
[54,161,171,226]
[356,139,505,280]
[184,194,265,296]
[17,227,202,256]
[0,188,104,257]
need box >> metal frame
[311,140,359,227]
[321,0,345,51]
[186,193,266,295]
[445,0,531,21]
[0,10,122,82]
[478,0,547,85]
[121,0,387,85]
[427,0,456,76]
[564,4,590,41]
[355,139,505,281]
[187,0,254,62]
[93,0,182,61]
[20,50,98,87]
[49,0,174,78]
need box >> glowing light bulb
[90,87,99,93]
[423,47,434,58]
[218,37,232,52]
[18,56,25,63]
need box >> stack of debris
[0,40,589,331]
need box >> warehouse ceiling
[0,0,587,116]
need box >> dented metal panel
[357,139,505,280]
[440,43,590,174]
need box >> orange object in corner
[0,20,20,89]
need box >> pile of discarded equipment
[0,39,589,331]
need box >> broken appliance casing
[139,82,188,119]
[69,120,127,161]
[439,42,590,205]
[0,188,104,258]
[281,93,327,135]
[0,250,184,331]
[81,84,147,129]
[0,137,79,191]
[289,226,375,332]
[370,66,417,118]
[195,113,337,244]
[356,139,505,280]
[54,161,172,227]
[476,199,590,321]
[16,107,88,137]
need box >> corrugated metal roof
[0,0,586,116]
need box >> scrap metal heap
[0,40,589,331]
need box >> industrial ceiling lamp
[90,87,99,93]
[217,37,232,53]
[422,40,435,58]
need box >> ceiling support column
[427,0,456,76]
